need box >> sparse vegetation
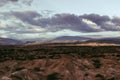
[95,74,105,80]
[0,45,119,61]
[92,59,102,68]
[0,44,120,80]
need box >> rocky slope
[0,54,120,80]
[0,45,120,80]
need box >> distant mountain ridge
[25,36,120,45]
[85,37,120,44]
[2,36,119,45]
[54,36,91,40]
[0,37,23,45]
[54,36,120,44]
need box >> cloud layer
[9,11,120,32]
[0,11,120,39]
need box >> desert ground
[0,44,120,80]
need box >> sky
[0,0,120,40]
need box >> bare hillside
[0,45,120,80]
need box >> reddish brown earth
[0,45,120,80]
[0,55,120,80]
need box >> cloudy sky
[0,0,120,40]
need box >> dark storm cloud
[1,11,120,34]
[0,0,33,6]
[0,11,43,34]
[79,14,110,25]
[13,12,119,32]
[37,14,101,32]
[10,0,18,1]
[79,14,120,31]
[48,14,120,31]
[11,11,42,25]
[112,17,120,26]
[22,0,33,5]
[9,12,103,32]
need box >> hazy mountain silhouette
[54,36,91,40]
[53,36,120,44]
[85,37,120,44]
[0,37,23,45]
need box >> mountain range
[85,37,120,44]
[54,36,91,40]
[0,37,23,45]
[0,36,120,45]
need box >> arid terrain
[1,0,120,80]
[0,43,120,80]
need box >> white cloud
[82,18,104,31]
[0,35,8,38]
[0,23,7,29]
